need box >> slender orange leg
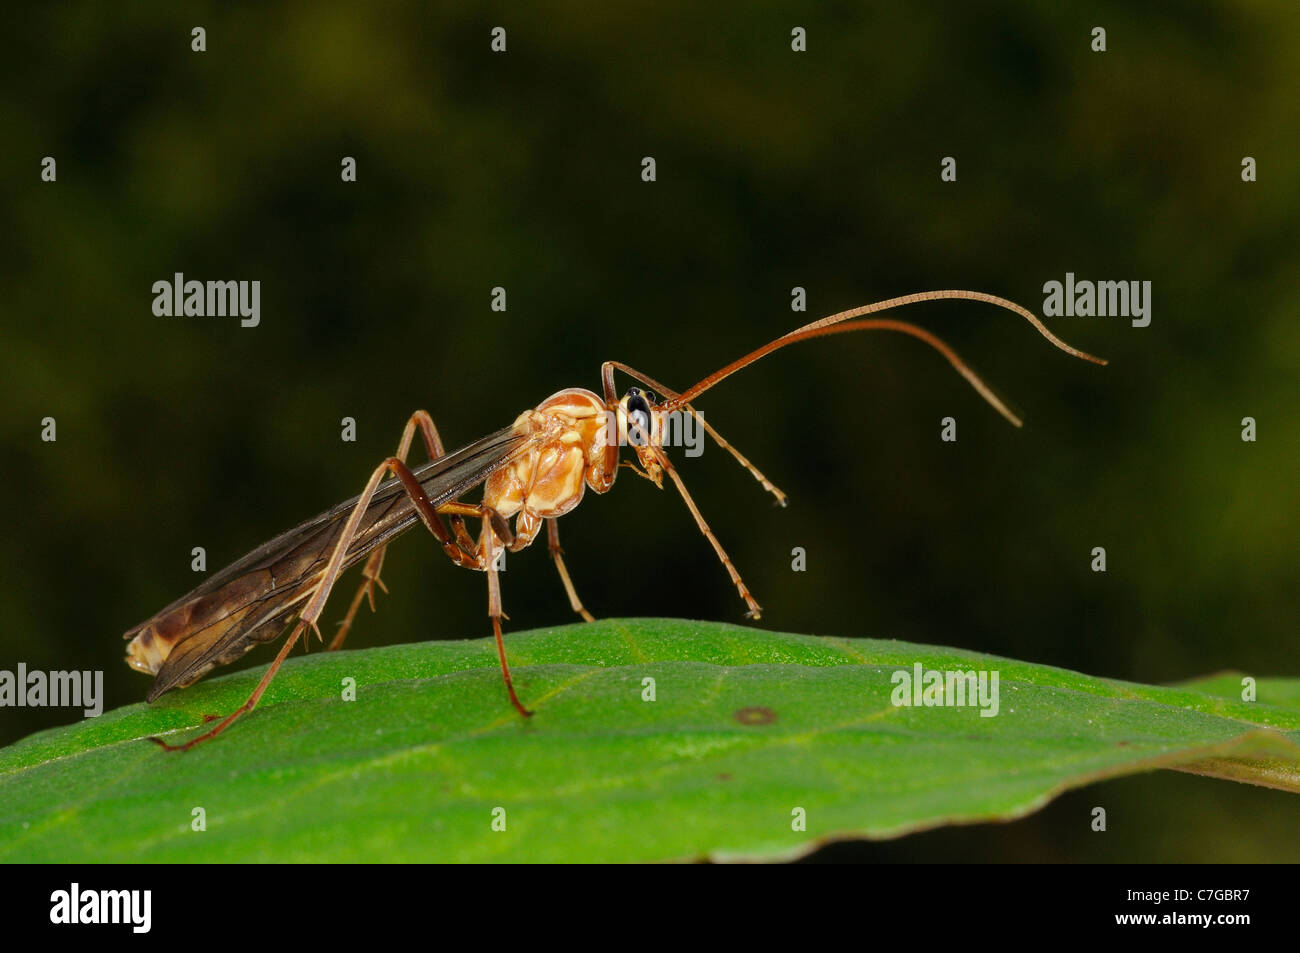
[483,520,532,717]
[330,410,478,651]
[603,365,763,620]
[379,491,530,719]
[441,501,498,554]
[153,453,503,751]
[653,446,762,619]
[684,406,787,506]
[547,518,595,622]
[150,620,306,751]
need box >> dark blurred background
[1,2,1296,860]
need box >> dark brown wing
[124,425,531,701]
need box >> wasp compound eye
[626,391,652,445]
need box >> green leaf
[1,620,1297,862]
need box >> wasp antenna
[667,290,1104,418]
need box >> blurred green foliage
[1,2,1296,859]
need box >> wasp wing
[125,426,531,701]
